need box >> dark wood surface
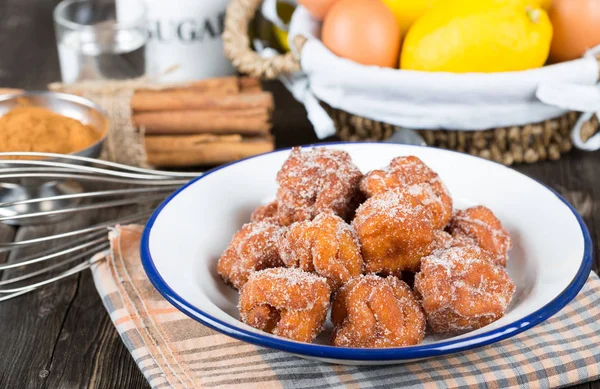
[0,0,598,388]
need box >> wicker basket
[222,0,600,165]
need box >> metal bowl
[0,91,109,158]
[0,91,109,225]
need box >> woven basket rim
[223,0,600,80]
[223,0,600,166]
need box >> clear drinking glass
[54,0,148,83]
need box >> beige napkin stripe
[91,254,173,388]
[107,256,187,388]
[110,227,195,388]
[92,225,600,389]
[107,226,282,388]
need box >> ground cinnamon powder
[0,106,102,156]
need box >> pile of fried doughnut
[217,147,515,347]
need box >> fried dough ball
[360,156,452,229]
[428,230,454,252]
[448,206,512,267]
[331,274,426,348]
[217,222,286,290]
[414,246,515,334]
[427,230,485,256]
[279,213,363,292]
[239,268,331,343]
[276,147,362,226]
[360,156,437,196]
[404,182,452,230]
[388,231,454,285]
[352,189,435,273]
[250,201,279,224]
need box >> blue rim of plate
[141,142,593,361]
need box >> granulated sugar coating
[217,221,287,290]
[405,181,452,229]
[352,188,435,273]
[217,150,517,348]
[331,274,426,348]
[428,230,454,253]
[360,156,438,197]
[428,229,481,254]
[278,213,364,293]
[360,156,452,228]
[239,268,331,343]
[250,201,279,224]
[276,147,362,226]
[448,206,512,267]
[414,245,515,334]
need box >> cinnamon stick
[0,88,23,94]
[145,136,274,167]
[239,77,261,92]
[134,108,271,135]
[239,85,262,93]
[131,91,274,112]
[144,134,243,151]
[186,76,240,94]
[136,76,241,96]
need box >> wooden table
[0,0,598,387]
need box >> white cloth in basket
[260,1,600,150]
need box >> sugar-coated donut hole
[218,150,515,347]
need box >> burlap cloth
[49,79,150,167]
[91,224,600,389]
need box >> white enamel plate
[141,143,592,365]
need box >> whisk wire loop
[0,152,202,301]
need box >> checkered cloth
[91,225,600,389]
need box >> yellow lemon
[506,0,552,9]
[271,2,296,52]
[380,0,444,34]
[401,0,553,72]
[382,0,551,36]
[523,0,552,9]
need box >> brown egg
[549,0,600,63]
[297,0,339,20]
[321,0,401,68]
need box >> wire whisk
[0,152,201,302]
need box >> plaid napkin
[91,225,600,389]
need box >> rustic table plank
[41,270,149,389]
[0,205,154,389]
[34,201,156,389]
[0,0,62,90]
[0,0,152,386]
[39,202,157,389]
[0,216,92,388]
[0,224,17,265]
[516,151,600,275]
